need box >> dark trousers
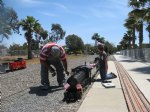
[99,69,107,81]
[40,57,65,86]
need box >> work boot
[58,83,63,87]
[58,82,65,87]
[41,84,50,90]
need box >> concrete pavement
[77,54,150,112]
[115,54,150,103]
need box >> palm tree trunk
[148,32,150,44]
[148,24,150,45]
[27,33,32,59]
[138,22,143,49]
[132,28,136,48]
[149,32,150,44]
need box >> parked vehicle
[0,58,26,73]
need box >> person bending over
[40,42,69,90]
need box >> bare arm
[93,57,99,67]
[62,59,69,75]
[62,59,67,71]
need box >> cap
[51,46,61,58]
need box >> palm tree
[19,16,42,59]
[119,39,127,50]
[129,9,145,48]
[124,16,137,48]
[91,33,105,45]
[122,31,132,49]
[146,23,150,44]
[91,33,99,46]
[120,30,134,50]
[34,27,48,42]
[40,30,48,40]
[143,8,150,44]
[128,0,149,8]
[127,30,133,48]
[128,0,150,48]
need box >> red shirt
[40,42,66,61]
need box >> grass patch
[26,58,40,65]
[0,54,88,65]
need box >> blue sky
[2,0,149,47]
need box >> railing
[120,48,150,62]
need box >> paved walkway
[77,54,150,112]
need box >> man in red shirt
[40,42,69,90]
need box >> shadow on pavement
[92,78,102,82]
[29,85,64,96]
[147,79,150,82]
[120,59,148,63]
[130,66,150,74]
[120,60,137,63]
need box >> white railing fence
[120,48,150,62]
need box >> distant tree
[8,43,28,56]
[31,39,39,50]
[19,16,42,59]
[9,43,22,50]
[91,33,117,54]
[0,0,19,43]
[34,26,48,42]
[0,0,4,6]
[142,43,150,48]
[91,33,100,40]
[119,35,132,50]
[91,33,105,45]
[91,33,99,46]
[40,29,48,40]
[105,41,116,55]
[84,44,95,55]
[0,44,7,49]
[22,43,28,50]
[117,45,122,51]
[123,30,133,49]
[8,43,28,51]
[49,24,66,43]
[65,34,84,54]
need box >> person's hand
[51,71,56,77]
[48,66,56,77]
[48,66,55,72]
[89,63,96,68]
[65,70,69,76]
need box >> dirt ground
[1,54,101,112]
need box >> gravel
[1,55,101,112]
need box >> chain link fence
[0,49,40,61]
[120,48,150,62]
